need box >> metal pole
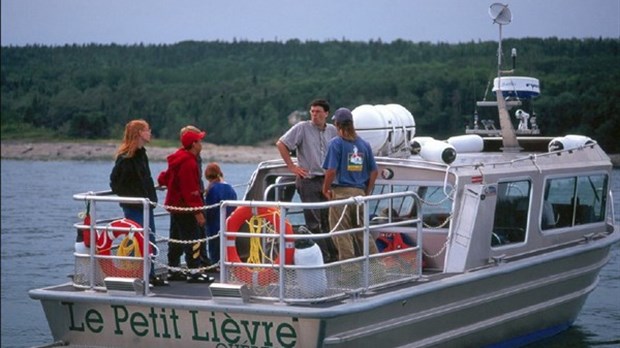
[496,23,521,151]
[142,199,150,296]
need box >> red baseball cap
[181,130,206,148]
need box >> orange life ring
[96,218,152,278]
[225,206,294,286]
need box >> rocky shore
[2,141,619,167]
[0,141,280,163]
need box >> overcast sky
[2,0,619,46]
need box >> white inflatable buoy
[548,135,594,152]
[75,222,89,255]
[410,136,435,155]
[74,241,89,255]
[419,140,457,164]
[294,228,327,297]
[447,134,484,153]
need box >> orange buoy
[225,206,294,286]
[95,218,151,278]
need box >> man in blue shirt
[322,107,379,261]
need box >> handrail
[73,192,153,295]
[219,190,423,303]
[263,178,296,202]
[72,188,424,301]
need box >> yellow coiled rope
[245,212,278,265]
[117,234,142,270]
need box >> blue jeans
[122,206,157,278]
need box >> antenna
[489,3,512,25]
[488,3,520,151]
[488,3,512,76]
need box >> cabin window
[492,180,531,246]
[542,174,608,230]
[371,183,452,228]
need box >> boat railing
[72,191,157,295]
[263,177,304,222]
[70,189,424,302]
[219,191,424,303]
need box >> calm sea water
[1,160,619,348]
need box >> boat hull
[30,234,617,348]
[320,238,613,347]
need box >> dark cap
[332,107,353,123]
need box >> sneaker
[150,275,169,287]
[167,271,187,281]
[187,273,215,284]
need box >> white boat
[29,4,619,348]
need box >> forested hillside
[1,38,618,152]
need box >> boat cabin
[244,136,612,279]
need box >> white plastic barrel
[294,242,327,297]
[351,104,389,154]
[386,103,416,148]
[373,104,416,150]
[352,104,416,155]
[374,104,399,146]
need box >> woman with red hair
[110,119,167,286]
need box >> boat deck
[48,268,452,310]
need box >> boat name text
[62,301,297,347]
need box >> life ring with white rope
[95,218,155,278]
[225,206,294,286]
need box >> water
[0,160,256,348]
[1,160,619,348]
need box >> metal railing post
[142,199,150,296]
[220,203,228,282]
[88,197,97,291]
[278,206,286,302]
[363,199,370,289]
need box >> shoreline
[2,141,619,167]
[0,141,280,164]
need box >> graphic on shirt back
[347,145,363,171]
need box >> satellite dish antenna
[488,3,512,75]
[489,3,512,25]
[488,3,520,151]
